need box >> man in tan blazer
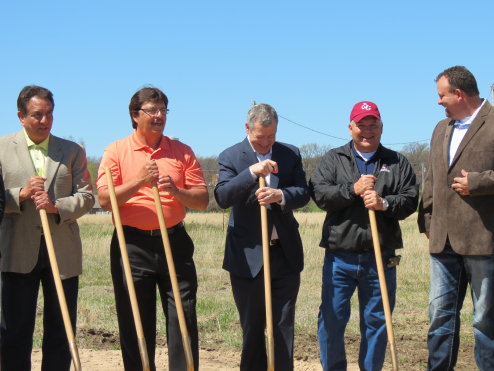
[0,85,94,370]
[418,66,494,371]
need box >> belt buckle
[149,229,159,237]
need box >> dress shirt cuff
[277,190,286,206]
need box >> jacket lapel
[13,131,37,178]
[44,135,63,191]
[449,102,490,169]
[270,143,280,189]
[443,121,454,170]
[240,137,259,168]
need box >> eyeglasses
[29,112,53,121]
[140,108,169,117]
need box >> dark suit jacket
[0,131,94,278]
[418,101,494,255]
[214,138,310,278]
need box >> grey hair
[246,103,278,130]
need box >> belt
[269,239,281,247]
[123,222,184,237]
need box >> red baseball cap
[350,101,381,123]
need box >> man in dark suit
[418,66,494,371]
[214,103,310,371]
[0,86,94,370]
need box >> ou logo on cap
[361,103,372,111]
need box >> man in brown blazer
[418,66,494,371]
[0,86,94,370]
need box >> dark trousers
[230,244,300,371]
[0,239,78,371]
[111,225,199,371]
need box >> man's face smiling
[349,116,382,153]
[133,100,167,138]
[436,75,463,120]
[18,96,53,144]
[246,120,277,155]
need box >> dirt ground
[32,348,325,371]
[31,328,475,370]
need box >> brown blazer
[0,131,94,278]
[418,101,494,255]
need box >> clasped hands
[137,160,178,194]
[354,175,386,211]
[250,159,283,206]
[20,176,58,213]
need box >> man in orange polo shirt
[96,87,208,371]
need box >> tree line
[85,142,430,212]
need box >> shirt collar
[24,129,49,151]
[453,99,486,128]
[351,141,377,162]
[131,130,168,152]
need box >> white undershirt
[355,149,375,162]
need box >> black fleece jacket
[310,142,418,252]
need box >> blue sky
[1,1,493,159]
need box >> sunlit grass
[32,212,474,367]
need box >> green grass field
[32,212,475,369]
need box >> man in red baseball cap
[310,101,418,370]
[349,101,382,154]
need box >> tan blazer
[0,131,94,278]
[418,101,494,255]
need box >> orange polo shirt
[96,131,206,230]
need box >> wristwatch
[381,198,389,211]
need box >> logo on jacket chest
[379,164,390,173]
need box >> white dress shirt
[449,99,486,166]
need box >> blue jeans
[428,246,494,371]
[318,249,397,371]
